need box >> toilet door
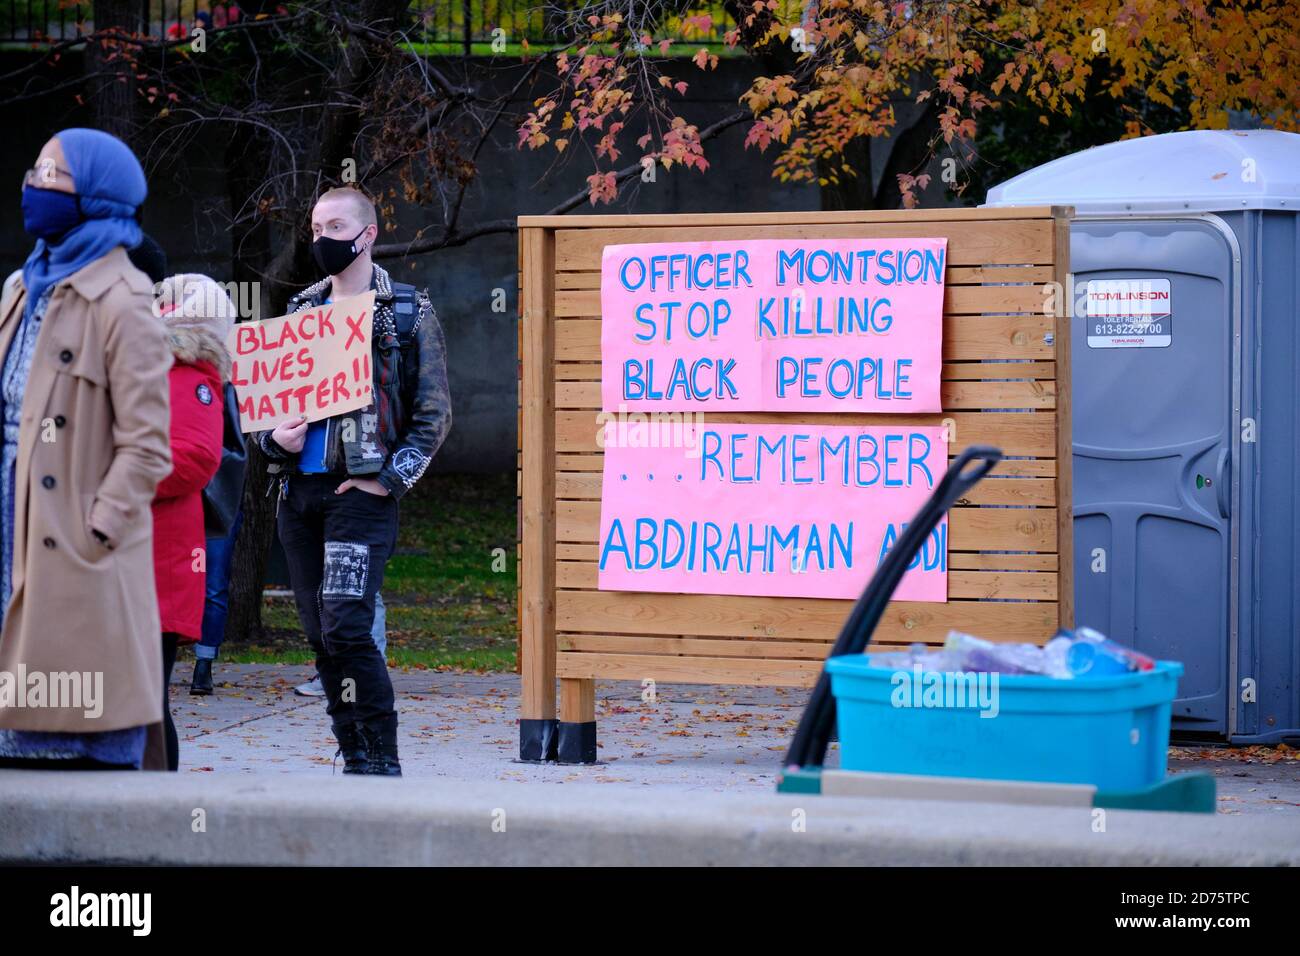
[1070,219,1234,734]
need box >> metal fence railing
[411,0,735,49]
[0,2,207,43]
[1,1,736,49]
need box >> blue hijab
[20,128,146,320]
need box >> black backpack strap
[387,282,430,417]
[389,281,422,347]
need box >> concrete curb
[2,771,1299,865]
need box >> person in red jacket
[147,274,235,771]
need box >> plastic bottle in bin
[871,629,1152,678]
[869,642,966,672]
[1061,626,1156,675]
[942,630,1067,676]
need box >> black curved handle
[943,445,1003,506]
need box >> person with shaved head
[257,186,451,776]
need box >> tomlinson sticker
[1084,278,1172,349]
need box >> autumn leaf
[586,171,618,205]
[692,47,718,70]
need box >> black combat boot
[189,658,214,696]
[358,715,402,776]
[333,722,369,775]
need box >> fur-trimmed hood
[166,324,231,381]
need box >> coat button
[54,415,66,428]
[43,537,56,549]
[42,475,56,489]
[59,349,73,363]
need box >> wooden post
[559,677,597,763]
[1052,207,1075,627]
[518,227,558,760]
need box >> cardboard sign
[227,290,375,433]
[600,237,947,413]
[598,421,949,601]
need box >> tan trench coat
[0,246,172,733]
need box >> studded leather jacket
[257,264,452,500]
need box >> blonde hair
[315,187,377,228]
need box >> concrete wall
[4,771,1299,865]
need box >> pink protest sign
[600,237,946,413]
[597,421,949,602]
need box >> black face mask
[312,227,368,277]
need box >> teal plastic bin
[825,655,1183,790]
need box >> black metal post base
[519,718,559,762]
[557,721,598,764]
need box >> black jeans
[277,473,398,731]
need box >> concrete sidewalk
[170,664,1300,814]
[173,663,811,791]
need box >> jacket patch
[357,412,384,461]
[391,447,431,486]
[196,382,214,405]
[322,541,369,599]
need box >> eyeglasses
[22,162,73,190]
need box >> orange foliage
[520,0,1300,206]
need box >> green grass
[213,472,518,673]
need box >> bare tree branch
[372,108,750,257]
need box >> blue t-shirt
[299,419,329,473]
[298,296,332,473]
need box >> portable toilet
[985,129,1300,744]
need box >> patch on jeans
[322,542,369,598]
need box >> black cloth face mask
[312,227,369,277]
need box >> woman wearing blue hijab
[0,129,173,769]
